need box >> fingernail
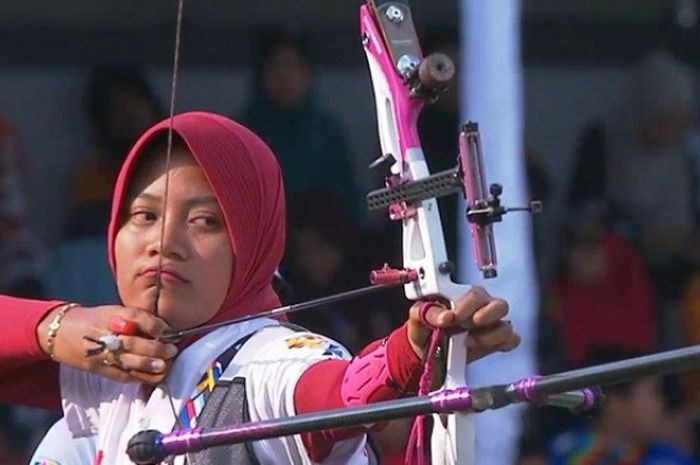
[165,344,178,358]
[150,359,166,373]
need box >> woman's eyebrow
[185,195,218,208]
[135,193,216,206]
[136,192,161,202]
[133,193,218,209]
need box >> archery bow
[359,2,473,463]
[361,2,540,464]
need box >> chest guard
[184,325,380,465]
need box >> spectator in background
[238,32,362,221]
[566,52,700,350]
[43,67,161,306]
[548,348,696,465]
[567,120,608,208]
[605,52,698,298]
[284,190,404,352]
[0,117,47,297]
[544,202,655,370]
[68,66,162,238]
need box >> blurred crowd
[4,31,700,465]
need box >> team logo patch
[286,334,324,349]
[322,343,346,359]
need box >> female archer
[11,111,518,464]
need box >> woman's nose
[146,216,188,260]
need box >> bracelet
[46,303,80,360]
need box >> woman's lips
[139,267,190,284]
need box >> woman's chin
[130,287,183,312]
[155,300,209,331]
[121,287,218,331]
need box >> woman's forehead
[128,145,201,194]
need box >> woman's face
[114,146,234,330]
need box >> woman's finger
[465,324,520,362]
[117,307,170,337]
[452,286,492,326]
[113,352,169,375]
[409,301,455,329]
[467,321,514,350]
[119,335,178,360]
[499,331,521,352]
[470,298,509,328]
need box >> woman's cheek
[114,229,142,307]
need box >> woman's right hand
[37,304,178,384]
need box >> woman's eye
[191,215,220,228]
[131,211,157,224]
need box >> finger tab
[108,316,138,335]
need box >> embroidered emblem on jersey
[322,343,346,359]
[178,359,224,429]
[286,334,324,349]
[33,459,61,465]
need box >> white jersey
[31,319,369,465]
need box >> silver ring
[98,334,122,352]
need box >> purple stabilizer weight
[430,386,473,412]
[127,388,473,464]
[508,376,601,414]
[512,376,544,403]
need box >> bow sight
[368,122,542,280]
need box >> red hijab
[107,111,285,328]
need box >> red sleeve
[0,295,64,410]
[294,323,421,461]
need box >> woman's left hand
[406,286,520,362]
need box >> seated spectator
[284,190,388,352]
[43,66,160,305]
[549,348,696,465]
[546,203,655,368]
[238,32,362,221]
[605,52,698,298]
[69,66,161,238]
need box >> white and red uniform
[31,317,419,465]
